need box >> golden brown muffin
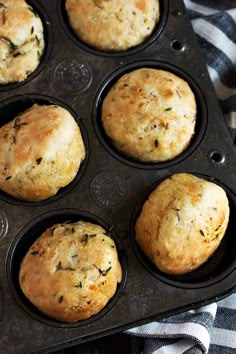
[0,0,45,84]
[135,173,229,275]
[19,220,122,322]
[65,0,160,51]
[0,104,85,201]
[102,68,197,163]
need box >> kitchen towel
[127,1,236,353]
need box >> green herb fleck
[50,227,56,236]
[0,3,6,8]
[98,266,112,276]
[58,295,63,304]
[215,225,221,232]
[36,157,43,165]
[172,208,180,221]
[56,261,62,271]
[37,50,40,58]
[0,36,18,50]
[120,94,130,99]
[81,234,89,243]
[123,84,129,87]
[199,230,205,237]
[154,139,158,148]
[31,250,39,255]
[74,281,82,288]
[5,176,11,180]
[31,26,34,34]
[10,40,18,50]
[35,35,40,46]
[164,107,172,112]
[28,6,38,17]
[13,51,25,57]
[72,254,78,258]
[130,86,137,91]
[81,233,96,243]
[12,135,16,144]
[2,9,5,24]
[211,234,220,242]
[93,0,104,9]
[176,89,181,98]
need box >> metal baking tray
[1,0,236,353]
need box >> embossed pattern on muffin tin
[1,0,236,353]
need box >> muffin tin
[1,0,236,353]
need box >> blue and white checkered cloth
[127,1,236,353]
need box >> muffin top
[0,0,45,84]
[65,0,160,51]
[102,68,197,163]
[19,220,122,322]
[135,173,230,274]
[0,104,85,201]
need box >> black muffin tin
[1,1,236,353]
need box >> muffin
[0,104,85,201]
[135,173,230,275]
[65,0,160,51]
[102,68,197,163]
[0,0,45,84]
[19,220,122,322]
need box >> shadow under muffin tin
[1,0,236,353]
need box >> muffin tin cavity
[0,0,53,91]
[130,174,236,289]
[57,0,168,57]
[0,95,89,206]
[93,61,207,169]
[6,209,127,327]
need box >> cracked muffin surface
[135,173,230,274]
[0,104,85,201]
[65,0,160,51]
[0,0,45,84]
[19,220,122,322]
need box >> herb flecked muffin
[65,0,160,51]
[102,68,197,163]
[19,220,122,322]
[135,173,230,274]
[0,0,45,84]
[0,104,85,201]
